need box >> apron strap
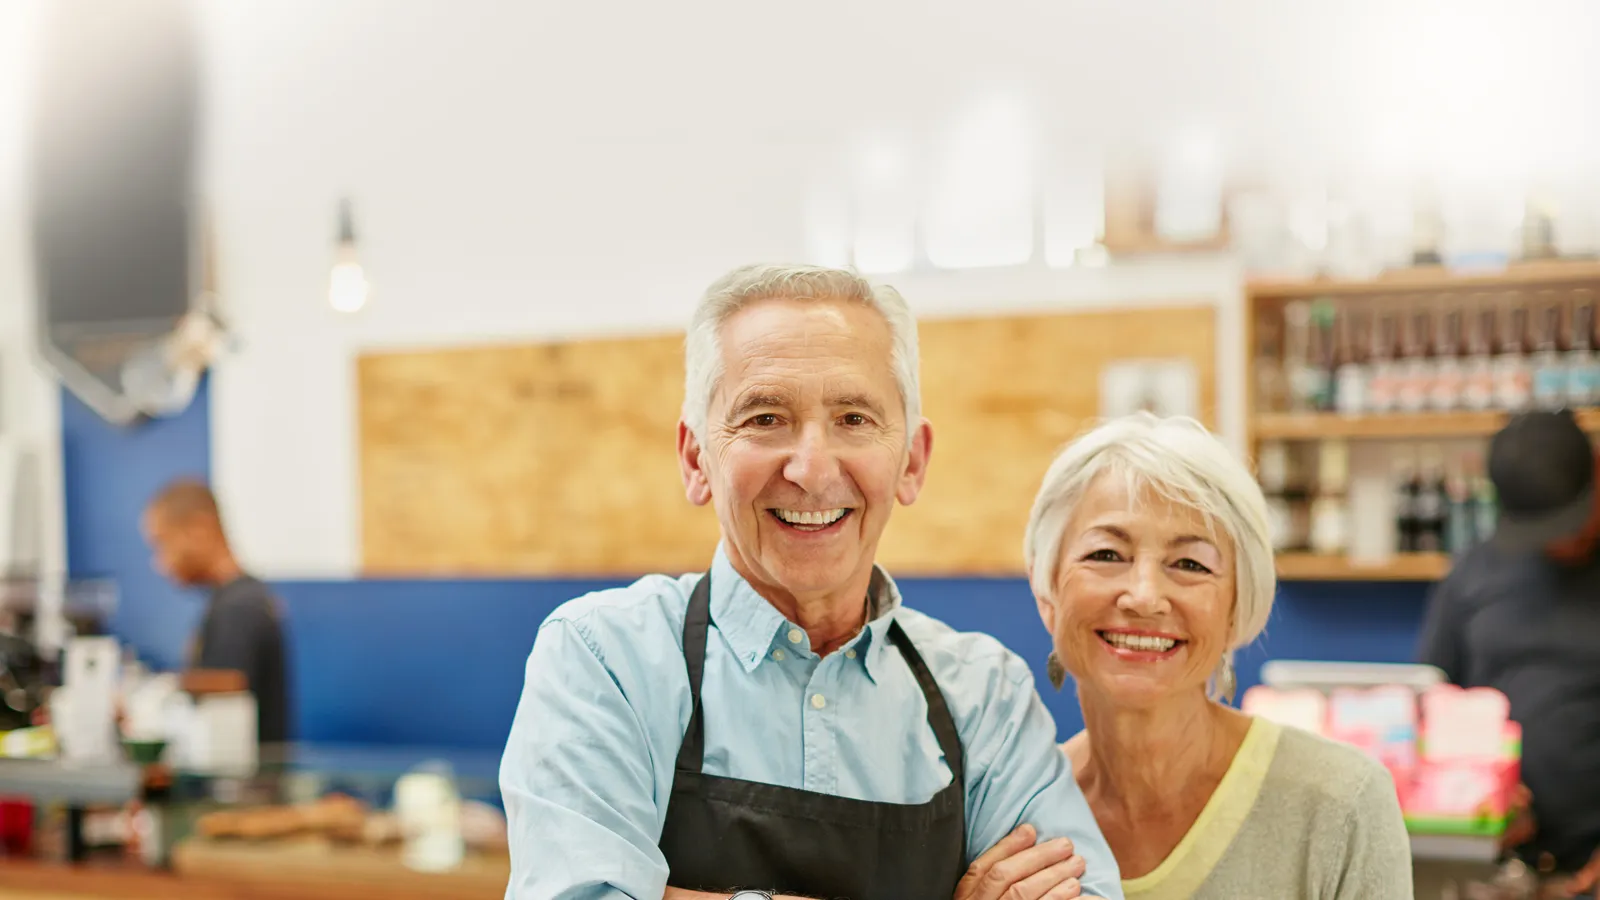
[887,620,966,786]
[675,572,967,787]
[676,572,714,774]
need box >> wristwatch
[728,892,774,900]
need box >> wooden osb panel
[358,305,1215,576]
[357,334,718,576]
[876,305,1216,574]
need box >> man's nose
[782,423,843,493]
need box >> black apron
[659,573,968,899]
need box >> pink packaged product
[1404,685,1521,836]
[1325,685,1420,806]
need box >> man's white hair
[1022,412,1276,694]
[682,263,921,437]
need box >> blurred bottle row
[1259,440,1496,559]
[1256,287,1600,416]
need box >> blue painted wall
[61,381,1434,751]
[62,376,212,671]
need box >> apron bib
[659,572,968,899]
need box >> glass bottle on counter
[1397,302,1435,413]
[1462,296,1497,411]
[1368,305,1400,414]
[1493,294,1533,411]
[1567,288,1598,407]
[1334,305,1369,415]
[1531,290,1569,411]
[1430,301,1465,411]
[1257,440,1296,552]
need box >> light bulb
[329,244,368,314]
[328,197,368,313]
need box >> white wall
[0,0,67,637]
[87,0,1600,575]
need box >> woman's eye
[1085,549,1122,563]
[1176,558,1214,574]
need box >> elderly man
[500,264,1121,900]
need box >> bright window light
[924,90,1036,269]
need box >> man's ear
[895,418,934,506]
[677,420,712,506]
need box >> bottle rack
[1246,260,1600,581]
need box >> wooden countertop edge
[0,855,506,900]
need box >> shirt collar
[708,543,903,678]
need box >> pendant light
[328,197,369,313]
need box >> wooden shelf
[1276,552,1451,581]
[1253,408,1600,441]
[1247,259,1600,299]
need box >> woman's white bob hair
[1022,413,1276,686]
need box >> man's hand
[1499,783,1536,852]
[1559,847,1600,898]
[955,824,1090,900]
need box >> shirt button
[845,649,857,659]
[787,629,804,645]
[771,649,786,661]
[811,693,826,709]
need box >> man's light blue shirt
[500,545,1122,899]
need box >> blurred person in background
[1026,413,1413,899]
[1419,409,1600,897]
[500,264,1122,900]
[142,478,290,745]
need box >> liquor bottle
[1308,438,1351,556]
[1334,305,1369,416]
[1367,306,1400,414]
[1472,467,1498,544]
[1394,447,1420,553]
[1493,295,1533,411]
[1445,455,1474,555]
[1430,301,1465,411]
[1284,301,1320,413]
[1462,296,1497,411]
[1397,303,1435,413]
[1254,314,1289,415]
[1413,446,1448,553]
[1310,298,1339,412]
[1531,290,1568,410]
[1568,288,1598,407]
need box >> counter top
[0,839,510,900]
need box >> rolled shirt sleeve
[500,618,669,900]
[962,653,1124,900]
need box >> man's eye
[749,414,780,427]
[840,413,869,427]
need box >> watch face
[729,893,771,900]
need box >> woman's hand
[954,824,1090,900]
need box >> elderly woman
[1023,413,1413,899]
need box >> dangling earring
[1046,651,1066,691]
[1217,655,1237,705]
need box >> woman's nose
[1116,558,1169,615]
